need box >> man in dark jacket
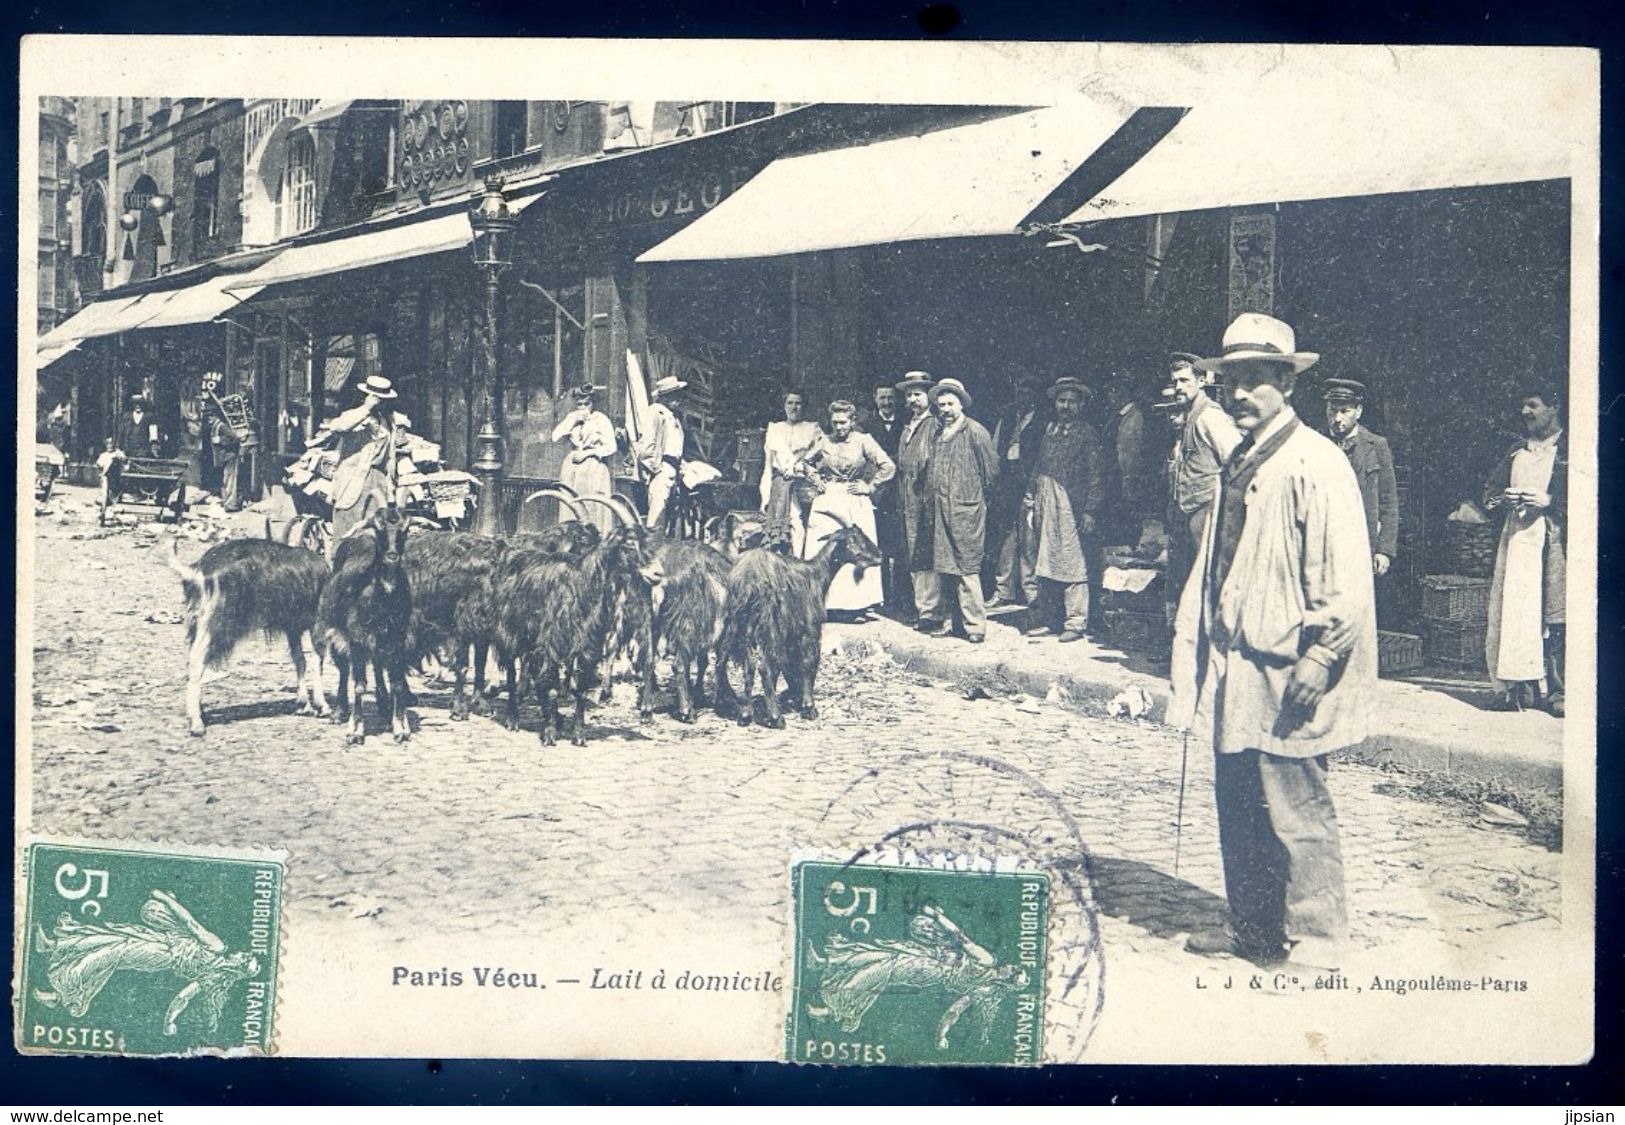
[1323,379,1399,578]
[987,374,1046,609]
[1021,377,1106,641]
[116,395,164,458]
[867,382,909,611]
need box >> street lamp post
[468,176,517,538]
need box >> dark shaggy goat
[615,535,731,723]
[472,504,604,707]
[168,537,330,736]
[314,509,414,744]
[399,530,506,720]
[492,523,664,746]
[716,522,882,729]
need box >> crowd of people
[711,310,1567,973]
[41,309,1568,978]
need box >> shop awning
[130,271,264,330]
[1060,80,1576,225]
[35,291,168,346]
[36,339,81,369]
[225,212,472,291]
[225,195,545,292]
[636,102,1182,263]
[36,261,275,348]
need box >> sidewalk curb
[871,634,1563,795]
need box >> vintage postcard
[14,37,1597,1064]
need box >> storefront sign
[601,168,752,228]
[1227,211,1276,322]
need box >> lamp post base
[471,421,505,537]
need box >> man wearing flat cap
[1162,352,1243,623]
[921,377,997,643]
[1169,313,1376,973]
[1323,378,1399,579]
[1021,377,1105,642]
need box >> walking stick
[1174,727,1190,877]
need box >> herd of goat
[166,490,884,746]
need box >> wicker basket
[1420,575,1491,623]
[1444,522,1498,578]
[1424,619,1488,668]
[1378,630,1424,674]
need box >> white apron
[1484,442,1557,689]
[805,484,884,611]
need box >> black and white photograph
[15,38,1597,1066]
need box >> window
[278,134,317,237]
[82,182,106,262]
[193,148,220,245]
[38,258,56,309]
[40,190,56,239]
[494,101,528,159]
[99,111,110,146]
[41,139,57,180]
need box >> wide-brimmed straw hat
[930,377,973,409]
[650,375,688,399]
[360,374,398,400]
[1046,376,1092,402]
[1197,313,1319,375]
[895,371,934,394]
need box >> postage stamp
[16,837,286,1057]
[788,860,1049,1067]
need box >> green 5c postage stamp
[16,837,286,1057]
[788,861,1049,1066]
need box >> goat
[652,537,732,723]
[715,516,882,729]
[313,508,414,744]
[585,496,731,724]
[492,513,664,746]
[167,537,330,736]
[705,510,767,560]
[398,530,506,720]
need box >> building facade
[37,97,76,337]
[39,95,1571,653]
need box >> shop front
[497,103,1039,530]
[625,91,1574,663]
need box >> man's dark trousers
[1213,749,1348,955]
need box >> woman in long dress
[551,382,618,537]
[800,400,895,620]
[327,375,405,558]
[759,390,825,555]
[33,889,260,1037]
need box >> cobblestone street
[24,487,1572,1061]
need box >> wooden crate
[1378,630,1423,674]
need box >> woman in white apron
[1482,391,1565,713]
[800,400,896,620]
